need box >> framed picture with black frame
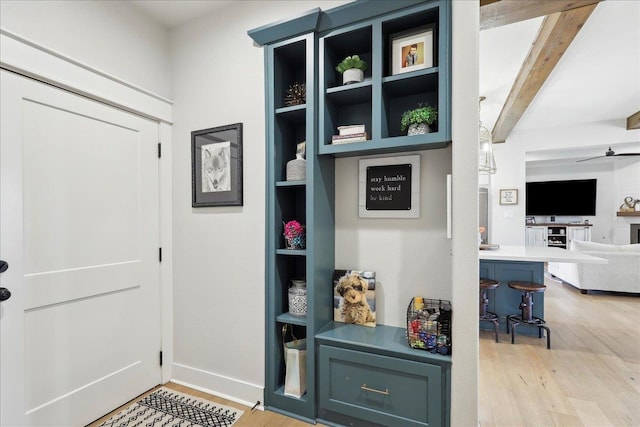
[191,123,243,207]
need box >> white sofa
[548,240,640,294]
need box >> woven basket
[286,158,306,181]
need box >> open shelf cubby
[318,1,449,157]
[273,39,307,110]
[322,25,373,90]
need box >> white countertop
[479,245,607,264]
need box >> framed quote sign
[358,155,420,218]
[499,189,518,205]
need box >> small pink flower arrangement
[284,220,303,239]
[283,220,305,249]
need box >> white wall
[168,0,350,406]
[0,0,172,99]
[450,1,480,425]
[489,140,526,245]
[490,121,640,245]
[335,148,452,327]
[613,159,640,245]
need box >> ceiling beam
[491,4,598,143]
[480,0,602,31]
[627,111,640,130]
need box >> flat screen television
[526,179,597,216]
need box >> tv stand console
[525,223,592,249]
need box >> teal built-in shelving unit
[249,1,452,425]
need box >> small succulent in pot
[335,55,368,85]
[335,55,368,73]
[400,103,438,135]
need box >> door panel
[0,70,162,426]
[22,98,141,274]
[24,261,139,309]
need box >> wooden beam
[491,4,598,143]
[480,0,602,31]
[627,111,640,130]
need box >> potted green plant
[400,103,438,135]
[335,55,368,85]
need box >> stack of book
[331,124,369,145]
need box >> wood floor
[90,273,639,427]
[479,274,640,427]
[88,382,316,427]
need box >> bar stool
[479,279,500,342]
[507,281,551,349]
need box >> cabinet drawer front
[319,345,443,426]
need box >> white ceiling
[480,0,640,134]
[129,0,234,29]
[129,0,639,160]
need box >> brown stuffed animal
[336,273,376,327]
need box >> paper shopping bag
[283,325,307,398]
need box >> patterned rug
[98,387,244,427]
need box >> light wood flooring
[90,274,639,427]
[480,274,640,427]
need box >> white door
[0,70,162,426]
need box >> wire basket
[406,297,452,355]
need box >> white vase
[342,68,364,85]
[407,123,430,136]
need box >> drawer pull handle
[361,384,389,396]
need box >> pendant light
[478,96,497,174]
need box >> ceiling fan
[577,146,640,162]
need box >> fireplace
[632,224,640,244]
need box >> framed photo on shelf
[499,189,518,205]
[358,155,420,218]
[191,123,243,207]
[390,25,434,75]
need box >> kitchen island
[479,246,606,336]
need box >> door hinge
[159,351,163,366]
[157,142,161,158]
[159,247,162,262]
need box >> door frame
[0,28,174,383]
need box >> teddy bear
[335,273,376,327]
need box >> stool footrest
[507,314,551,349]
[480,312,499,321]
[508,314,546,326]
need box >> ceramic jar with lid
[288,279,307,316]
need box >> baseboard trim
[171,363,264,410]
